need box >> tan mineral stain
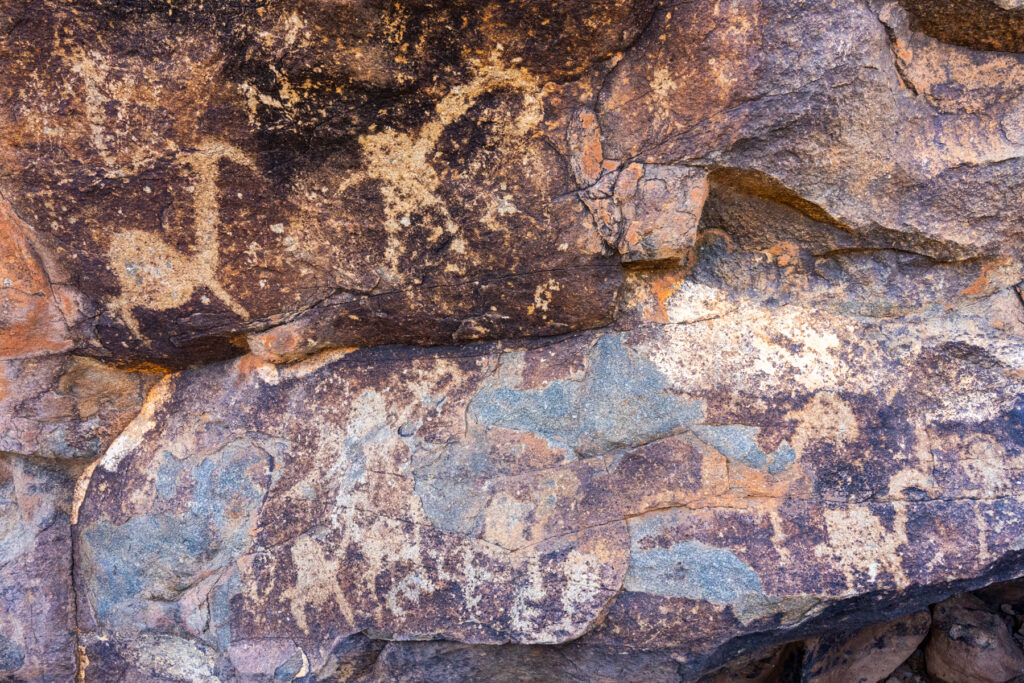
[528,278,561,316]
[661,280,737,324]
[785,391,860,457]
[99,375,175,473]
[71,374,175,523]
[75,643,89,683]
[567,108,604,186]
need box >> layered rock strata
[0,0,1023,680]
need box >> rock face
[2,0,1024,681]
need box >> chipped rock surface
[0,0,1024,680]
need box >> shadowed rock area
[2,0,1024,680]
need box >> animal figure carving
[336,55,543,277]
[107,142,253,337]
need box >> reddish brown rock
[0,0,660,368]
[3,0,1023,370]
[600,0,1024,263]
[926,595,1024,683]
[0,355,158,461]
[0,198,71,359]
[801,611,931,683]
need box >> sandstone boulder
[926,595,1024,683]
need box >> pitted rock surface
[1,0,1024,681]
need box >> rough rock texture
[0,458,77,681]
[801,611,931,683]
[0,174,160,681]
[925,595,1024,683]
[2,0,1024,681]
[70,277,1024,679]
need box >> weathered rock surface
[926,595,1024,682]
[73,235,1024,677]
[0,0,654,367]
[1,0,1024,680]
[2,0,1024,368]
[0,457,77,682]
[801,611,931,683]
[0,93,169,682]
[0,198,73,360]
[1,193,159,462]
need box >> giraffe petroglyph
[107,141,254,337]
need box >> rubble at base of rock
[1,0,1024,681]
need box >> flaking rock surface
[2,0,1024,681]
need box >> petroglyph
[281,535,356,633]
[106,142,253,337]
[816,506,910,590]
[337,54,543,277]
